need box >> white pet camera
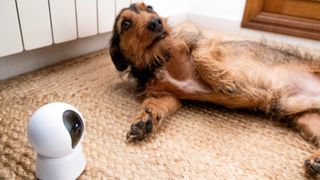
[27,102,86,180]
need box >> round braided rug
[0,25,318,179]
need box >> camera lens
[63,110,84,148]
[71,121,81,134]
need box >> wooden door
[241,0,320,40]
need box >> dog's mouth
[147,32,167,48]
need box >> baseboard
[0,33,112,80]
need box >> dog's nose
[147,18,163,32]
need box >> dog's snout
[147,18,163,32]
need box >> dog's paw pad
[126,116,153,142]
[126,120,153,142]
[305,157,320,176]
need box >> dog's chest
[157,70,210,94]
[148,55,211,96]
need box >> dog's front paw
[126,108,158,142]
[126,118,153,142]
[305,153,320,177]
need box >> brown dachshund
[109,2,320,176]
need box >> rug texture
[0,24,319,179]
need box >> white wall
[133,0,188,26]
[143,0,246,22]
[143,0,188,17]
[187,0,246,22]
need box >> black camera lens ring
[62,110,84,148]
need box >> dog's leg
[279,95,320,145]
[280,102,320,177]
[295,113,320,147]
[294,113,320,177]
[281,95,320,115]
[126,95,181,141]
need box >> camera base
[36,145,86,180]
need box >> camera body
[28,102,86,180]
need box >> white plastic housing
[27,102,86,180]
[36,145,86,180]
[28,102,85,157]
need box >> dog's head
[109,2,172,72]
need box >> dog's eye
[121,20,131,30]
[147,6,153,13]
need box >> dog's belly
[262,66,320,97]
[149,66,320,112]
[149,55,320,110]
[292,71,320,96]
[216,66,320,109]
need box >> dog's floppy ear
[109,28,130,72]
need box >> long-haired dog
[110,2,320,176]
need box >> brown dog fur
[110,2,320,176]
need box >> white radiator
[0,0,134,57]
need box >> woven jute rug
[0,24,319,179]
